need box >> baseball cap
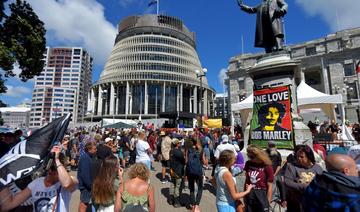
[221,135,229,143]
[105,137,113,143]
[172,138,180,145]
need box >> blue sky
[1,0,360,106]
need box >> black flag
[0,114,72,190]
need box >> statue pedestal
[243,52,312,151]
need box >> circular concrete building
[87,15,215,127]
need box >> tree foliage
[0,0,46,93]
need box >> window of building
[73,49,81,55]
[344,63,355,76]
[305,47,317,56]
[238,80,245,89]
[346,82,358,100]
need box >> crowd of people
[0,122,359,212]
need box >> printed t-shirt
[244,161,274,190]
[27,177,72,212]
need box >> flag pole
[157,0,159,15]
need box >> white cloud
[22,98,31,103]
[30,0,117,65]
[4,85,31,97]
[218,68,228,86]
[295,0,360,31]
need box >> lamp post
[195,68,207,128]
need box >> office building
[29,47,93,127]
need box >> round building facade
[87,15,215,126]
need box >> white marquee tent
[231,81,343,125]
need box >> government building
[227,27,360,124]
[87,15,215,127]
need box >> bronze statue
[237,0,288,53]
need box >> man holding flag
[0,145,78,212]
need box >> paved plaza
[70,162,218,212]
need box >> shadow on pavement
[161,187,192,210]
[204,183,216,196]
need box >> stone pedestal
[244,52,313,150]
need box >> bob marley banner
[250,85,294,149]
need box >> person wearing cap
[97,137,114,160]
[214,135,237,160]
[266,141,282,176]
[169,138,185,207]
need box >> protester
[244,145,274,212]
[303,154,360,211]
[114,163,155,212]
[186,138,205,211]
[135,131,152,170]
[97,137,114,160]
[78,141,98,212]
[92,155,123,212]
[265,141,282,176]
[215,150,253,212]
[169,138,185,207]
[0,146,78,212]
[347,142,360,172]
[161,131,173,183]
[284,144,323,212]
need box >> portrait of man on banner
[250,86,294,149]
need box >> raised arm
[53,146,78,192]
[0,186,31,211]
[237,0,257,14]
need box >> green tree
[0,0,46,93]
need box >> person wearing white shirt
[214,135,237,159]
[136,131,152,170]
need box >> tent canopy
[102,121,136,129]
[232,81,343,123]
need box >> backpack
[187,148,203,177]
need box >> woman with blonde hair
[244,145,274,212]
[92,155,123,212]
[215,150,253,212]
[114,163,155,212]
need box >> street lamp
[195,68,207,128]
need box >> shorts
[203,148,210,160]
[80,189,92,203]
[123,151,130,159]
[161,160,170,168]
[216,201,236,212]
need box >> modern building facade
[0,105,31,128]
[87,15,215,126]
[29,47,93,127]
[227,27,360,124]
[213,93,229,118]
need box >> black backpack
[187,148,203,177]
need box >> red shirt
[244,161,274,190]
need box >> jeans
[188,174,203,205]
